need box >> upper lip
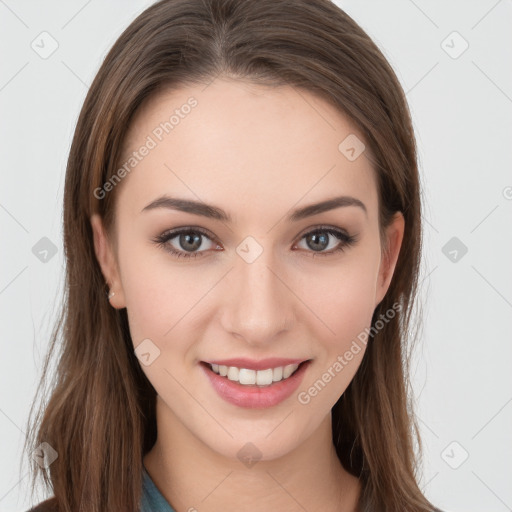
[203,357,310,371]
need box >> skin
[91,77,404,512]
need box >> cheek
[295,270,376,412]
[120,257,205,394]
[300,258,379,346]
[117,238,201,345]
[332,279,377,345]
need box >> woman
[24,0,443,510]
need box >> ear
[90,213,126,309]
[374,212,405,308]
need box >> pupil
[308,232,328,251]
[181,232,201,251]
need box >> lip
[200,359,311,409]
[202,357,308,371]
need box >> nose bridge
[221,244,291,344]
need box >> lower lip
[200,360,311,409]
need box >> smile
[208,362,301,386]
[200,359,312,409]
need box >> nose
[219,249,293,346]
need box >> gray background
[1,1,511,511]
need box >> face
[91,77,404,462]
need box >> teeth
[283,364,296,379]
[239,368,256,385]
[272,366,283,382]
[209,363,301,386]
[256,369,273,386]
[227,366,239,381]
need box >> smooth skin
[91,77,404,512]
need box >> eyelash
[152,225,359,260]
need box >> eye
[152,225,358,260]
[293,225,358,258]
[152,227,221,259]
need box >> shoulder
[26,496,59,512]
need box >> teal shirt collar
[140,466,177,512]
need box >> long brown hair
[23,1,440,510]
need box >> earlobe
[90,213,126,309]
[375,212,405,307]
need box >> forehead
[116,78,378,225]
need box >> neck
[143,398,361,512]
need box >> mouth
[199,359,312,409]
[200,360,309,387]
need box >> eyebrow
[141,194,367,222]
